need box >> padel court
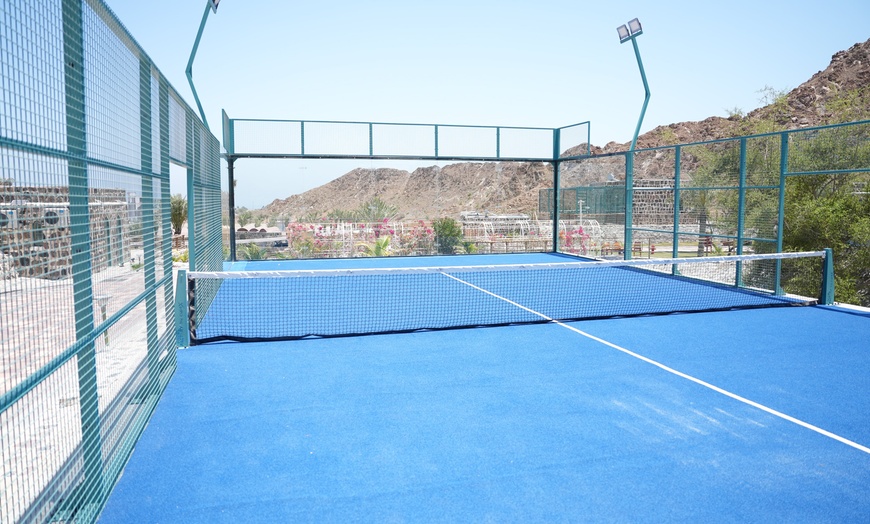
[99,254,870,522]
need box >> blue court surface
[100,256,870,522]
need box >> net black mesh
[187,253,825,344]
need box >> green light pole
[186,0,220,131]
[617,18,649,259]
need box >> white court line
[442,271,870,456]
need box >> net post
[821,248,835,305]
[175,270,191,347]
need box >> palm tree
[238,242,267,260]
[358,236,391,257]
[170,194,187,235]
[354,197,398,223]
[236,207,253,228]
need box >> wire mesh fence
[1,0,219,522]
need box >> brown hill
[265,163,554,220]
[262,39,870,221]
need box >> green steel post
[160,75,174,327]
[175,270,191,347]
[821,248,835,305]
[552,128,561,252]
[62,0,104,510]
[434,125,439,157]
[622,33,650,260]
[586,123,591,156]
[672,146,681,274]
[625,154,634,259]
[222,109,234,155]
[776,132,788,294]
[161,165,175,332]
[186,113,197,271]
[369,123,373,155]
[736,138,747,287]
[229,117,235,154]
[496,127,501,158]
[228,157,237,261]
[301,121,305,155]
[140,59,159,389]
[628,37,650,154]
[186,1,214,130]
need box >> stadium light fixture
[617,25,630,42]
[187,0,219,130]
[616,18,642,43]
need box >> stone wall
[632,179,678,225]
[0,252,15,280]
[0,186,131,279]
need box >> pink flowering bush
[398,220,435,255]
[285,222,340,258]
[559,226,590,255]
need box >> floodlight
[210,0,220,13]
[616,17,649,258]
[617,24,630,43]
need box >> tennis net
[182,251,831,344]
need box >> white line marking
[443,272,870,456]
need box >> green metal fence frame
[222,113,591,260]
[222,114,867,281]
[555,119,869,300]
[1,0,221,522]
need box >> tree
[680,143,738,257]
[238,242,266,260]
[354,197,398,223]
[433,217,463,254]
[784,173,870,306]
[170,194,187,235]
[236,207,253,228]
[693,104,870,305]
[358,236,391,257]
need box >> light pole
[617,18,649,259]
[186,0,220,131]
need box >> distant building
[0,184,134,279]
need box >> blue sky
[105,0,870,209]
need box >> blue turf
[99,306,870,523]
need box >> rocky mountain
[261,39,870,221]
[266,163,554,221]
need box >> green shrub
[432,218,463,255]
